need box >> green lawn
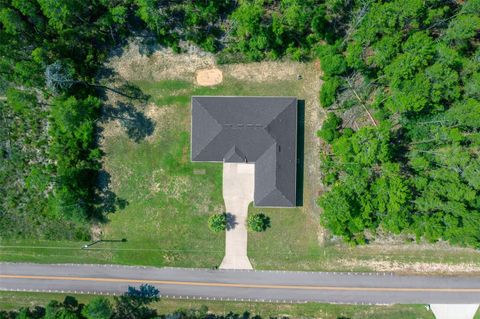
[0,292,436,319]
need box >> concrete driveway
[219,163,254,269]
[431,304,479,319]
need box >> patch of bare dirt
[196,68,223,86]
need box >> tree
[113,284,159,319]
[320,77,341,108]
[45,61,75,93]
[445,14,480,50]
[44,296,82,319]
[317,112,342,143]
[319,172,373,244]
[126,284,160,302]
[6,88,37,114]
[247,213,270,232]
[0,8,27,35]
[37,0,78,31]
[208,213,227,232]
[81,297,113,319]
[372,163,411,234]
[317,45,347,77]
[229,0,268,61]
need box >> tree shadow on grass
[95,170,129,221]
[103,101,155,142]
[95,78,154,142]
[115,82,150,102]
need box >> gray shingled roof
[191,96,297,207]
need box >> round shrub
[208,213,227,232]
[247,213,270,232]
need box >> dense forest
[316,0,480,246]
[0,0,479,247]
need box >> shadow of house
[296,99,305,206]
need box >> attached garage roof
[191,96,297,207]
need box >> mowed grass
[0,292,437,319]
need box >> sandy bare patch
[107,40,215,82]
[196,68,223,86]
[337,259,480,274]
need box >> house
[191,96,297,207]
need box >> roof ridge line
[273,184,292,204]
[256,187,292,206]
[192,98,224,158]
[263,99,296,140]
[197,98,222,128]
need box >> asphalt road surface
[1,263,480,304]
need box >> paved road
[1,263,480,304]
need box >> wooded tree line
[316,0,480,246]
[1,0,479,248]
[0,0,129,239]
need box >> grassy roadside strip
[0,291,436,319]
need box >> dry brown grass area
[108,42,216,82]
